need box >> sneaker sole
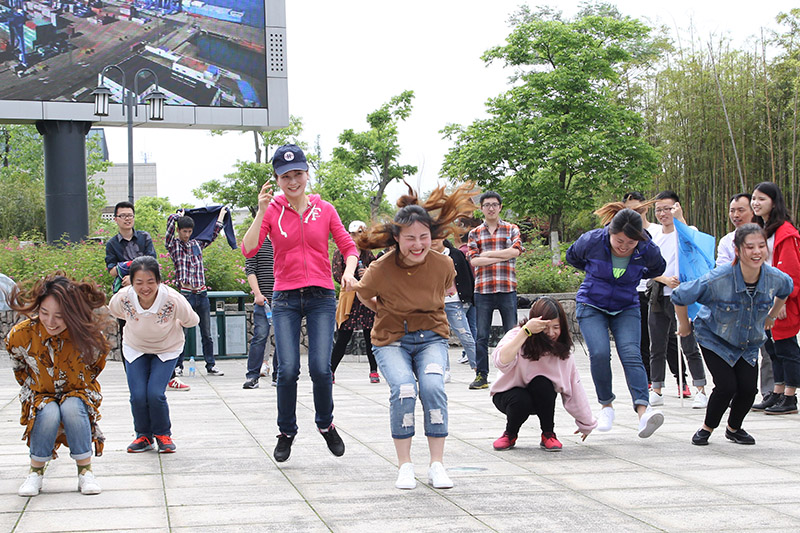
[127,446,154,453]
[167,387,190,391]
[540,445,562,452]
[493,444,515,450]
[725,436,755,445]
[428,480,454,489]
[158,448,176,454]
[764,409,798,415]
[638,412,665,438]
[691,439,709,446]
[79,486,102,495]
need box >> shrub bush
[515,244,584,294]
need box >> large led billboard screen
[0,0,288,130]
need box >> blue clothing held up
[674,219,716,320]
[566,227,666,313]
[671,263,793,367]
[185,205,237,249]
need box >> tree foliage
[333,91,418,219]
[441,5,661,237]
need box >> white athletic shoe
[597,406,615,432]
[638,407,665,438]
[395,462,416,490]
[427,461,453,489]
[692,391,709,409]
[444,371,452,383]
[78,470,102,495]
[18,472,43,497]
[649,390,664,406]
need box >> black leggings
[492,375,558,436]
[700,346,758,430]
[331,328,377,373]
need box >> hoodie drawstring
[277,205,288,238]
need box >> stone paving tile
[167,501,322,529]
[327,515,492,533]
[14,507,169,533]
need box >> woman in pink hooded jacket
[242,144,359,463]
[491,297,597,451]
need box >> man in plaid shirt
[165,207,228,379]
[467,192,524,389]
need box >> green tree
[313,159,372,225]
[441,6,661,240]
[133,196,177,238]
[333,91,418,219]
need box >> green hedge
[515,243,584,294]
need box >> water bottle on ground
[188,356,196,377]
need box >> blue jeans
[272,287,337,435]
[475,291,518,376]
[246,303,272,380]
[763,332,800,389]
[124,354,177,437]
[576,303,649,410]
[373,330,449,439]
[29,397,92,462]
[445,301,476,369]
[181,291,215,370]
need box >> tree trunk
[253,131,262,163]
[549,212,562,265]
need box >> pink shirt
[491,327,597,433]
[242,194,357,291]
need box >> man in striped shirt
[243,237,277,389]
[467,191,524,389]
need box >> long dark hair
[9,273,111,364]
[753,182,795,238]
[357,181,478,252]
[518,297,572,360]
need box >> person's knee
[34,401,61,430]
[59,397,86,420]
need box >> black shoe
[242,378,259,389]
[469,373,489,390]
[274,433,295,462]
[765,394,798,415]
[691,428,711,446]
[725,427,756,445]
[320,424,345,457]
[751,391,781,411]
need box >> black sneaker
[691,428,711,446]
[320,424,345,457]
[242,378,259,389]
[751,391,781,411]
[207,366,224,376]
[469,373,489,390]
[725,428,756,445]
[127,435,154,453]
[274,433,295,462]
[765,394,798,415]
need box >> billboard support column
[35,120,93,244]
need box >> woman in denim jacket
[673,224,792,446]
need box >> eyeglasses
[654,207,672,214]
[116,214,134,219]
[482,202,501,209]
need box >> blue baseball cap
[271,144,308,176]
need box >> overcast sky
[102,0,799,207]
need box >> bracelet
[768,314,777,320]
[522,326,533,337]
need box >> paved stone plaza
[2,342,800,532]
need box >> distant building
[95,163,158,220]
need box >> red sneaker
[154,434,176,453]
[540,432,562,452]
[369,372,380,384]
[127,435,153,453]
[167,378,190,391]
[493,432,517,450]
[680,384,692,398]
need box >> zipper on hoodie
[287,200,310,281]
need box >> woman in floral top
[6,274,111,497]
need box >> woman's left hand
[341,273,358,291]
[574,429,590,441]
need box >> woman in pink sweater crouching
[491,297,597,451]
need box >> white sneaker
[78,470,101,495]
[692,391,708,409]
[458,354,469,364]
[260,362,268,377]
[444,371,452,383]
[395,462,416,490]
[638,406,665,438]
[649,390,664,406]
[597,406,615,432]
[18,472,43,497]
[427,461,453,489]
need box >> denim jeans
[445,301,476,369]
[373,330,449,439]
[181,291,215,370]
[29,397,92,462]
[246,302,272,380]
[475,291,518,376]
[272,287,337,435]
[576,303,649,409]
[763,332,800,388]
[124,354,177,437]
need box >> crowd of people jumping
[4,143,799,496]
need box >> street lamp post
[91,66,166,205]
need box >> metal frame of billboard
[0,0,288,131]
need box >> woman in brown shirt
[6,274,111,497]
[354,183,476,491]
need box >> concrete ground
[2,342,800,532]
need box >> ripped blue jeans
[373,330,449,439]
